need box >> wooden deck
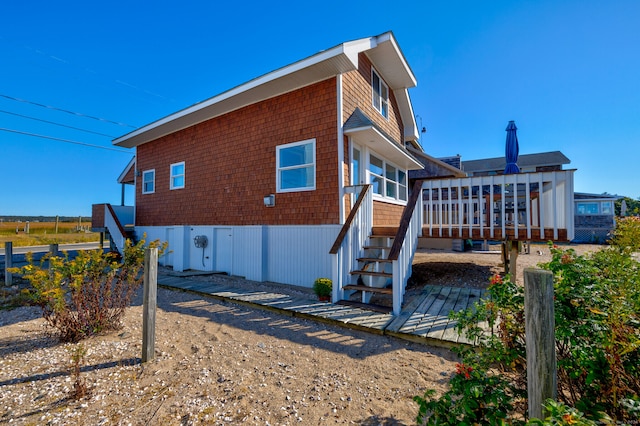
[158,274,486,348]
[373,226,569,242]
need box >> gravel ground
[0,244,601,425]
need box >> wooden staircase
[342,230,398,312]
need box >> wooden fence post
[49,244,58,256]
[142,247,158,363]
[4,242,12,286]
[524,268,557,419]
[509,241,519,280]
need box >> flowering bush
[415,232,640,423]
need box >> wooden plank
[397,286,446,334]
[459,288,490,345]
[440,287,472,343]
[386,285,441,333]
[423,287,461,340]
[349,270,393,278]
[343,284,393,294]
[414,285,444,314]
[410,286,453,336]
[337,299,392,314]
[356,257,393,263]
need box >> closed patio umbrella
[504,120,520,174]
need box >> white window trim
[367,152,407,205]
[276,138,316,193]
[142,169,155,194]
[371,68,389,119]
[170,161,185,190]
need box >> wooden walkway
[157,274,486,348]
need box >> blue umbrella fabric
[504,120,520,174]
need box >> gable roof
[117,156,136,184]
[114,32,418,149]
[462,151,570,174]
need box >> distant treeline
[0,216,91,223]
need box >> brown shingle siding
[136,79,341,227]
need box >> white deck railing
[330,185,373,303]
[389,181,423,315]
[422,170,575,241]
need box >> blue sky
[2,0,638,216]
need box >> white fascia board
[394,88,419,143]
[377,32,417,87]
[117,155,136,184]
[344,125,423,170]
[114,40,369,149]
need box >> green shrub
[313,278,332,297]
[11,236,166,342]
[609,216,640,252]
[415,236,640,423]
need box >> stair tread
[363,245,392,250]
[349,270,392,278]
[343,284,393,294]
[357,257,393,263]
[336,299,392,314]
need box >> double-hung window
[142,170,155,194]
[170,162,185,190]
[372,68,389,119]
[369,154,407,202]
[277,139,316,192]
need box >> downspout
[337,75,345,223]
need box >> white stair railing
[388,180,424,315]
[104,204,134,253]
[330,185,373,303]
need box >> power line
[0,94,137,128]
[0,109,118,138]
[0,128,131,153]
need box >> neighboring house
[461,151,571,176]
[459,151,619,244]
[573,193,620,243]
[93,33,575,314]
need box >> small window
[601,201,613,215]
[372,68,389,118]
[369,155,384,195]
[142,170,155,194]
[576,202,598,215]
[368,154,407,202]
[170,162,185,190]
[277,139,316,192]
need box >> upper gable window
[277,139,316,192]
[170,162,185,190]
[372,68,389,119]
[142,169,155,194]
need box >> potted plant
[313,278,332,302]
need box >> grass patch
[0,221,99,247]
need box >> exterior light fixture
[263,194,275,207]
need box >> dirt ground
[0,243,601,425]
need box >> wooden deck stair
[344,230,398,308]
